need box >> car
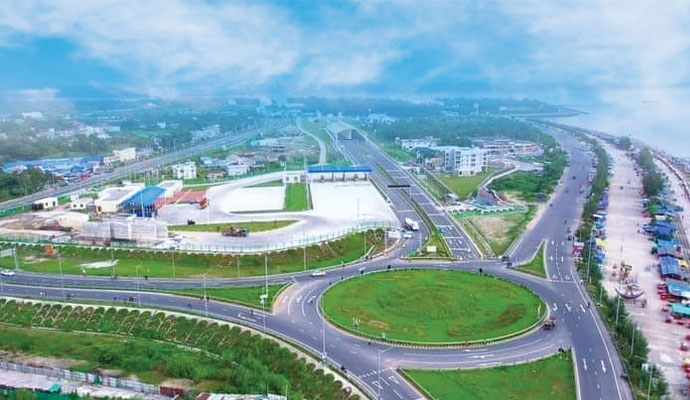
[0,269,15,277]
[403,232,413,239]
[310,271,326,277]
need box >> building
[121,186,166,218]
[207,170,227,182]
[157,180,183,198]
[104,147,136,164]
[94,183,145,214]
[226,164,249,177]
[70,197,94,211]
[172,161,197,180]
[32,197,58,210]
[434,146,488,176]
[307,164,371,182]
[473,139,541,156]
[83,214,167,242]
[397,137,439,151]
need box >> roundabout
[321,269,546,345]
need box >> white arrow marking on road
[553,303,558,312]
[389,376,400,384]
[295,296,302,303]
[565,303,572,312]
[583,358,587,371]
[580,304,586,313]
[601,360,607,374]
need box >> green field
[172,283,288,309]
[462,205,537,256]
[518,241,547,277]
[169,220,296,233]
[301,121,349,164]
[1,229,384,278]
[438,168,496,200]
[284,183,310,211]
[402,352,576,400]
[413,231,453,259]
[322,270,545,344]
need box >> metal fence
[0,360,159,394]
[0,220,397,255]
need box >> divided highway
[0,124,633,400]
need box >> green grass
[518,241,547,277]
[322,269,545,344]
[414,230,453,259]
[402,352,576,400]
[246,179,284,188]
[380,143,415,163]
[168,220,296,233]
[438,168,496,200]
[284,183,310,211]
[3,229,384,278]
[0,324,225,387]
[301,121,349,164]
[462,205,536,256]
[171,283,288,309]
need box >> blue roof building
[122,186,166,218]
[660,256,682,279]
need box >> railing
[0,220,398,255]
[0,360,159,394]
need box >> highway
[0,124,633,400]
[0,120,284,212]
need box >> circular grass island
[321,269,546,345]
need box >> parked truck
[404,217,419,231]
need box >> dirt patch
[0,350,85,369]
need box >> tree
[617,136,632,151]
[643,171,665,197]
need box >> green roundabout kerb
[321,269,546,344]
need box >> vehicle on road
[0,269,15,276]
[403,217,419,231]
[403,232,414,239]
[311,271,326,277]
[543,317,556,330]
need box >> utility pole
[135,264,142,307]
[58,251,65,302]
[172,251,175,279]
[203,273,208,317]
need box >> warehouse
[94,183,144,214]
[32,197,58,210]
[121,186,166,218]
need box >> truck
[404,218,419,231]
[222,226,249,237]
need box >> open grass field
[463,205,536,255]
[322,269,545,344]
[168,220,296,233]
[518,241,547,277]
[171,283,288,309]
[284,183,310,211]
[401,352,576,400]
[438,168,496,200]
[1,229,384,278]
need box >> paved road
[0,121,284,212]
[0,123,633,400]
[297,118,327,164]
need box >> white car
[310,271,326,277]
[0,269,15,277]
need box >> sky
[1,0,689,154]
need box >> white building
[112,147,136,163]
[398,137,439,151]
[172,161,197,180]
[283,171,302,184]
[434,146,488,176]
[157,180,183,198]
[226,164,250,177]
[70,197,94,211]
[33,197,58,210]
[83,214,167,242]
[94,183,144,213]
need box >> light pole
[586,224,595,283]
[135,263,142,307]
[322,307,327,361]
[203,273,208,317]
[58,251,65,302]
[377,350,382,399]
[647,363,654,399]
[172,251,175,279]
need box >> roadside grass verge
[284,183,310,211]
[169,283,288,309]
[438,168,496,200]
[322,269,545,344]
[301,121,349,165]
[456,218,493,257]
[401,351,576,400]
[412,230,453,259]
[1,229,385,278]
[517,241,547,278]
[168,220,296,233]
[461,205,537,256]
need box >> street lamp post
[135,264,142,307]
[203,273,208,317]
[58,251,65,302]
